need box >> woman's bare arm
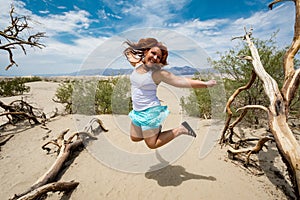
[153,69,217,88]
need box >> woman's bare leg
[143,125,188,149]
[130,122,144,142]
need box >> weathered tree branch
[222,109,248,144]
[220,70,257,144]
[242,27,300,197]
[269,0,300,110]
[0,5,46,70]
[0,100,45,126]
[245,31,283,114]
[224,105,269,144]
[268,0,294,10]
[236,105,269,113]
[14,181,79,200]
[228,136,274,165]
[0,135,14,146]
[11,118,106,199]
[0,111,41,125]
[281,0,300,110]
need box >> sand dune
[0,81,291,199]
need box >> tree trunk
[244,28,300,196]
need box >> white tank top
[130,67,160,111]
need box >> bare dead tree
[220,0,300,197]
[0,5,46,70]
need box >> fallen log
[13,181,79,200]
[0,135,14,146]
[10,117,105,200]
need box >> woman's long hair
[123,38,168,66]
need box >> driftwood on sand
[0,100,46,128]
[13,182,79,200]
[0,99,50,149]
[10,118,108,200]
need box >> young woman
[123,38,217,149]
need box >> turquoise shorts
[129,106,170,131]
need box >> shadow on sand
[258,142,296,200]
[145,150,216,187]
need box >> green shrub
[54,81,74,113]
[0,77,30,97]
[22,76,42,83]
[0,76,42,97]
[180,73,217,119]
[54,76,132,115]
[94,79,114,114]
[111,76,132,115]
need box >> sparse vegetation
[0,76,42,97]
[180,74,213,119]
[54,76,132,115]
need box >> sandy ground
[0,81,294,200]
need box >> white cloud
[35,10,95,36]
[39,10,50,14]
[225,3,295,50]
[167,3,295,59]
[57,6,67,10]
[107,12,122,20]
[97,7,122,20]
[120,0,189,27]
[97,8,108,19]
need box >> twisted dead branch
[228,136,274,165]
[0,100,45,128]
[10,118,106,200]
[15,181,79,200]
[0,135,14,146]
[220,70,257,144]
[0,5,46,70]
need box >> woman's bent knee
[145,141,158,149]
[130,135,144,142]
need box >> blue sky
[0,0,296,76]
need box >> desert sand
[0,80,293,200]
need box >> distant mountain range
[39,66,214,77]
